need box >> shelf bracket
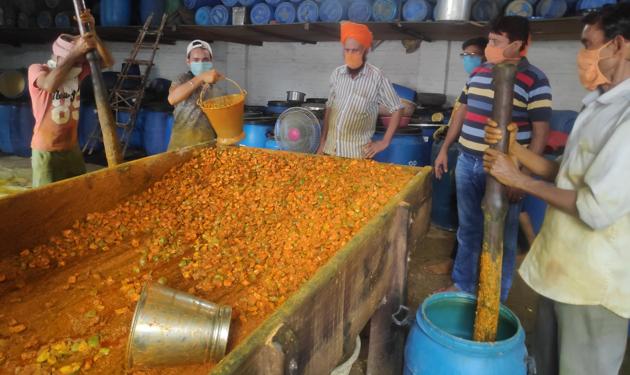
[391,23,432,42]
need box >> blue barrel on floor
[373,127,428,167]
[100,0,131,26]
[536,0,567,18]
[372,0,398,21]
[275,2,296,23]
[141,0,166,27]
[402,0,431,21]
[471,0,499,21]
[348,0,372,21]
[143,108,173,155]
[185,0,222,9]
[78,104,102,151]
[241,121,275,148]
[297,0,319,22]
[523,194,547,234]
[116,112,144,150]
[392,83,416,102]
[0,103,14,154]
[319,0,347,22]
[54,12,72,28]
[12,103,34,157]
[251,3,274,24]
[265,138,281,150]
[430,140,458,231]
[404,292,527,375]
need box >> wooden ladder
[84,13,167,156]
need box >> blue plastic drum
[222,0,239,6]
[505,0,534,17]
[210,4,232,25]
[471,0,499,21]
[54,12,71,28]
[319,0,347,22]
[251,3,274,24]
[184,0,221,9]
[348,0,372,22]
[372,127,428,167]
[297,0,319,22]
[240,122,275,148]
[100,0,132,26]
[275,2,296,23]
[536,0,567,18]
[372,0,398,21]
[402,0,431,21]
[0,103,14,154]
[576,0,616,13]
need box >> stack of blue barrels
[0,69,34,157]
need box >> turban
[340,22,373,49]
[52,34,78,59]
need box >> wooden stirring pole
[72,0,122,166]
[473,63,517,342]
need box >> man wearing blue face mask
[167,39,224,150]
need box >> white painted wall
[0,38,586,110]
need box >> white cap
[186,39,213,58]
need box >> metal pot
[286,91,306,103]
[300,103,325,119]
[434,0,473,21]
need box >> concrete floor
[350,226,629,374]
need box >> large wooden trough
[0,146,432,374]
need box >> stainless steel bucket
[434,0,473,21]
[126,283,232,369]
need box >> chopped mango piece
[8,324,26,333]
[87,335,100,348]
[58,362,81,374]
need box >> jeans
[451,152,520,302]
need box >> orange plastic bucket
[197,78,246,146]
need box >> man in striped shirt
[447,16,552,301]
[317,22,403,159]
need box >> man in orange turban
[317,22,403,159]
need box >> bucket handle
[197,77,247,107]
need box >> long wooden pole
[71,0,122,166]
[473,63,517,342]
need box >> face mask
[344,52,364,70]
[577,40,613,91]
[463,55,483,74]
[485,42,521,65]
[190,61,213,76]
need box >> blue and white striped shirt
[324,63,402,159]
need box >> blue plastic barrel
[430,140,458,231]
[405,292,527,375]
[319,0,347,22]
[421,125,439,165]
[251,2,274,24]
[348,0,372,22]
[297,0,319,22]
[195,6,213,24]
[265,138,281,150]
[143,109,172,155]
[185,0,222,10]
[577,0,616,13]
[536,0,567,18]
[0,103,14,154]
[116,111,144,150]
[392,83,416,102]
[550,110,578,134]
[78,104,102,151]
[523,194,546,234]
[12,103,34,157]
[275,2,296,23]
[239,0,260,6]
[100,0,131,26]
[505,0,534,17]
[471,0,499,21]
[140,0,166,27]
[36,10,53,28]
[210,4,232,25]
[240,122,275,148]
[265,0,283,6]
[372,0,398,21]
[373,127,428,167]
[54,12,71,28]
[223,0,239,6]
[402,0,431,21]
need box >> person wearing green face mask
[167,39,224,151]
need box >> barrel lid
[251,3,273,24]
[275,2,296,23]
[536,0,567,18]
[402,0,430,22]
[297,0,319,23]
[319,0,345,22]
[505,0,534,17]
[239,0,257,6]
[265,0,283,6]
[373,0,398,21]
[222,0,239,7]
[348,0,372,22]
[194,6,213,25]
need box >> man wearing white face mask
[484,4,630,374]
[167,39,224,151]
[27,11,113,187]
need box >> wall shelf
[0,17,582,47]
